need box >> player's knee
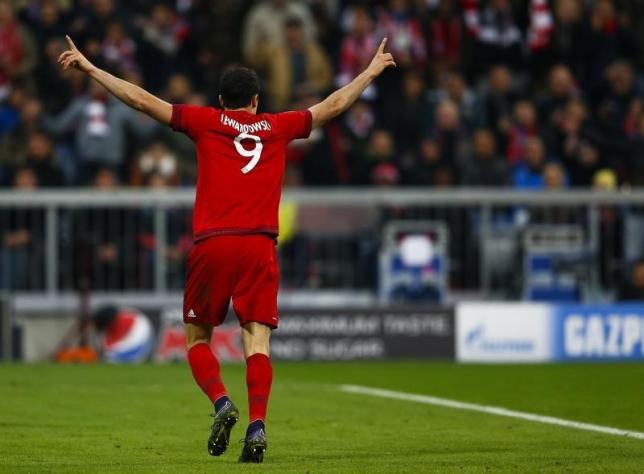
[185,338,209,351]
[247,336,270,357]
[242,322,271,357]
[184,323,212,350]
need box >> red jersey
[170,105,312,242]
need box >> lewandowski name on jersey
[221,113,272,134]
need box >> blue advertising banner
[553,304,644,361]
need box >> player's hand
[57,35,95,74]
[367,38,397,76]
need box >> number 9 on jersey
[234,133,263,174]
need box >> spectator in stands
[22,130,64,187]
[543,161,568,189]
[0,93,43,180]
[136,3,188,59]
[567,136,608,186]
[337,6,378,100]
[242,0,315,69]
[342,100,375,147]
[548,0,587,81]
[526,0,555,74]
[266,16,332,111]
[479,65,517,147]
[463,0,523,74]
[158,73,198,181]
[285,92,349,185]
[0,166,44,290]
[135,2,190,89]
[433,165,456,187]
[506,100,539,164]
[34,37,74,113]
[427,70,481,132]
[383,69,427,156]
[425,0,463,76]
[594,61,641,145]
[73,0,125,40]
[376,0,426,70]
[461,129,510,186]
[101,21,137,73]
[404,137,452,186]
[543,98,587,162]
[512,137,546,189]
[625,114,644,186]
[585,0,639,86]
[0,85,28,182]
[617,260,644,301]
[353,129,397,185]
[0,82,26,134]
[130,141,179,187]
[532,162,578,223]
[538,64,579,125]
[0,0,37,101]
[23,0,68,48]
[371,162,400,187]
[43,80,157,184]
[540,94,605,187]
[428,100,469,176]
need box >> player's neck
[224,106,256,115]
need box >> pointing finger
[378,37,388,54]
[65,35,77,51]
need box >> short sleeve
[275,110,313,142]
[170,104,215,139]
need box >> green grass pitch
[1,362,643,473]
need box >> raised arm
[58,35,172,125]
[309,38,396,128]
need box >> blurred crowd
[3,0,644,296]
[0,0,643,192]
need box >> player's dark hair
[219,66,260,109]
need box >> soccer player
[58,34,395,463]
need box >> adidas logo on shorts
[187,309,197,318]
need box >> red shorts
[183,234,279,329]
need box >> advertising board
[155,307,455,362]
[553,304,644,361]
[456,303,553,362]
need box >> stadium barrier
[12,301,644,362]
[153,301,644,363]
[2,188,644,309]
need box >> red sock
[187,343,227,403]
[246,353,273,423]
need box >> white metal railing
[1,188,643,309]
[3,188,644,206]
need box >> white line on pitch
[339,384,644,440]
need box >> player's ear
[251,94,259,109]
[218,95,225,108]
